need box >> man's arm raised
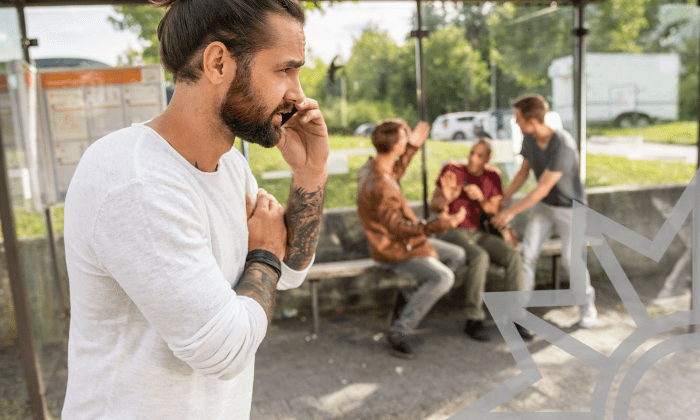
[275,97,330,270]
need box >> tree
[585,0,655,54]
[298,55,328,106]
[421,26,490,120]
[342,26,400,103]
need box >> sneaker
[516,325,534,341]
[464,320,490,342]
[579,299,597,329]
[387,331,414,359]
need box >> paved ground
[1,273,698,420]
[586,137,697,165]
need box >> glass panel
[1,9,61,418]
[0,8,22,63]
[583,2,698,188]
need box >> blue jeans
[379,238,466,334]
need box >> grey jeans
[379,238,466,334]
[522,202,594,298]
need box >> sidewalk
[252,275,698,419]
[1,274,698,419]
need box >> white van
[430,111,478,140]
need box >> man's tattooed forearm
[284,183,326,270]
[234,263,279,324]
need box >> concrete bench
[306,259,415,335]
[306,238,579,335]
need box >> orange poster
[41,68,142,89]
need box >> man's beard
[219,63,294,148]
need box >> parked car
[353,123,376,137]
[430,111,478,140]
[473,108,515,140]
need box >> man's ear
[202,42,236,85]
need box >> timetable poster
[39,66,166,201]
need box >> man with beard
[430,139,531,342]
[62,0,327,418]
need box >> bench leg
[311,280,320,335]
[552,255,561,290]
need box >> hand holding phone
[281,106,298,126]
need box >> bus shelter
[0,0,695,419]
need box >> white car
[430,111,478,140]
[353,123,376,137]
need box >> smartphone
[462,180,470,187]
[281,107,298,126]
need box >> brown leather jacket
[357,144,453,263]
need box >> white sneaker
[579,300,597,329]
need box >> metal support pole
[573,0,588,185]
[0,117,51,419]
[415,0,429,218]
[693,0,700,334]
[490,55,497,110]
[15,1,30,63]
[44,207,69,345]
[693,165,698,333]
[697,0,700,171]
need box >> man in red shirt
[431,139,530,342]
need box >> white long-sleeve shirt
[62,124,311,419]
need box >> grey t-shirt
[520,129,586,207]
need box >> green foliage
[488,4,573,99]
[422,27,490,119]
[340,25,490,126]
[323,99,400,132]
[585,0,653,54]
[299,56,328,105]
[677,38,699,121]
[0,207,64,240]
[109,6,168,81]
[343,28,400,104]
[587,121,698,145]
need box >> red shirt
[435,163,503,229]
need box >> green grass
[587,121,698,146]
[249,137,474,208]
[3,137,696,239]
[585,154,696,188]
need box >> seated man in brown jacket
[357,119,468,359]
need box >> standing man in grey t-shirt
[492,94,596,329]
